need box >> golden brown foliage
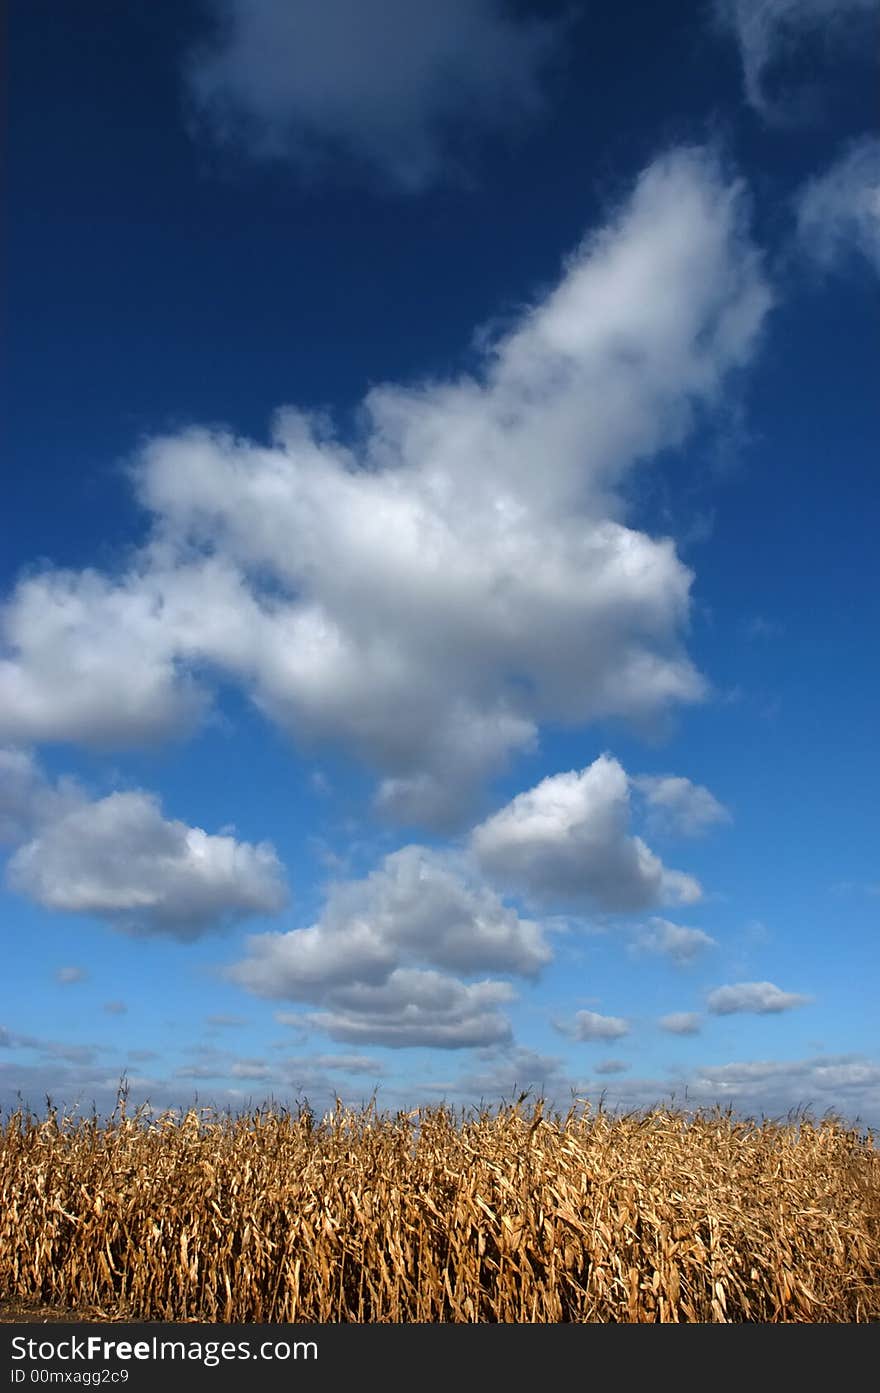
[2,1096,877,1322]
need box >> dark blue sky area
[5,1,874,575]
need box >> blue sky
[2,0,878,1125]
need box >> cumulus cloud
[689,1055,880,1119]
[797,137,880,275]
[472,755,702,912]
[632,774,730,837]
[185,0,563,190]
[0,565,211,749]
[0,748,45,842]
[1,750,287,939]
[0,148,770,826]
[227,761,712,1047]
[522,1054,880,1125]
[632,918,717,966]
[421,1045,572,1103]
[272,1012,311,1042]
[0,1057,174,1118]
[659,1012,702,1035]
[228,1059,274,1081]
[5,1046,877,1127]
[7,1042,379,1118]
[714,0,878,120]
[707,981,812,1015]
[231,845,548,986]
[559,1009,630,1042]
[227,845,544,1047]
[307,973,516,1049]
[594,1058,630,1075]
[2,1030,103,1067]
[0,748,79,843]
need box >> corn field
[2,1097,878,1322]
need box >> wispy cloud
[743,615,781,641]
[632,774,731,838]
[55,965,88,985]
[184,0,565,191]
[557,1010,630,1043]
[631,919,717,966]
[658,1012,702,1036]
[714,0,878,122]
[797,136,880,275]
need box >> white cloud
[0,748,45,842]
[0,747,79,843]
[0,564,210,749]
[307,973,516,1049]
[471,755,703,912]
[2,1030,102,1067]
[420,1045,571,1103]
[3,753,287,939]
[272,1011,311,1040]
[185,0,563,191]
[707,981,812,1015]
[228,757,712,1047]
[659,1011,702,1035]
[227,845,544,1047]
[283,1053,382,1075]
[559,1009,630,1042]
[632,918,717,966]
[231,844,548,985]
[5,1047,877,1127]
[690,1055,880,1115]
[594,1058,629,1075]
[530,1054,880,1125]
[0,148,770,826]
[170,1042,384,1097]
[714,0,878,120]
[228,1059,274,1081]
[632,774,730,837]
[797,137,880,275]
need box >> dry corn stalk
[1,1097,877,1323]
